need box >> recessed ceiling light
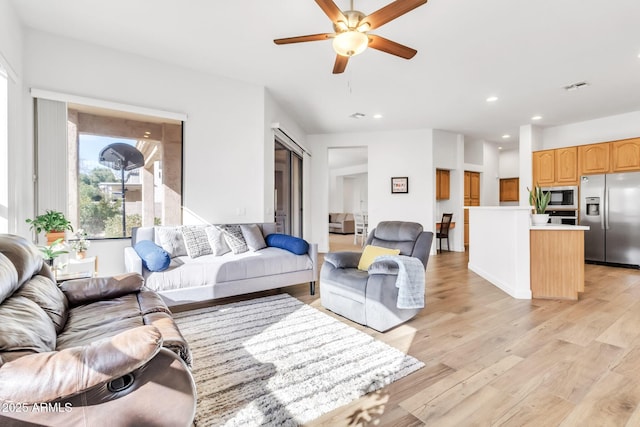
[349,112,366,119]
[531,115,542,121]
[373,114,383,119]
[144,131,151,135]
[486,96,498,103]
[498,146,503,150]
[502,134,511,139]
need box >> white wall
[464,139,484,165]
[542,111,640,149]
[482,142,500,206]
[309,129,434,253]
[18,29,304,275]
[328,161,367,214]
[499,148,520,178]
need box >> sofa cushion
[181,225,212,258]
[15,276,68,334]
[222,225,248,254]
[265,234,309,255]
[240,224,267,251]
[142,247,313,291]
[205,226,231,256]
[56,294,144,350]
[0,295,57,352]
[357,245,401,271]
[155,226,188,258]
[134,240,171,272]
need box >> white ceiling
[10,0,640,145]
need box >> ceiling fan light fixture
[333,30,369,57]
[356,22,371,32]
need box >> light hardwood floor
[178,234,640,426]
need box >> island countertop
[530,224,589,231]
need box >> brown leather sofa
[0,234,196,426]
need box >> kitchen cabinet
[611,138,640,172]
[578,142,610,175]
[499,178,519,202]
[533,148,578,186]
[464,171,480,247]
[530,228,585,300]
[436,169,450,200]
[555,147,578,184]
[532,150,555,186]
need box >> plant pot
[531,213,550,226]
[46,231,65,244]
[76,251,86,260]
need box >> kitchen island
[468,207,589,300]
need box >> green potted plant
[527,185,551,225]
[39,237,69,267]
[26,210,73,243]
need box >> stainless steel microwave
[541,186,578,210]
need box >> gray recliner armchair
[320,221,433,332]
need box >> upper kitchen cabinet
[436,169,450,200]
[555,147,578,184]
[532,150,555,186]
[578,142,610,175]
[611,138,640,172]
[533,148,578,186]
[499,178,519,202]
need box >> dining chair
[354,212,368,246]
[437,213,453,252]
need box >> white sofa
[124,223,317,307]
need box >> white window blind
[34,98,68,216]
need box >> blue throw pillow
[265,234,309,255]
[134,240,171,272]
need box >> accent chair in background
[320,221,433,332]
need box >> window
[68,104,183,238]
[0,69,7,233]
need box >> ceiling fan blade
[368,34,417,59]
[333,55,349,74]
[315,0,347,24]
[274,33,334,45]
[360,0,428,31]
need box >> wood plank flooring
[297,236,640,426]
[177,234,640,426]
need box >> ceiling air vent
[349,112,366,119]
[564,81,589,91]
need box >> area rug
[173,293,424,426]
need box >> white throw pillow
[154,226,187,258]
[240,224,267,251]
[222,225,248,254]
[181,225,212,258]
[205,226,231,256]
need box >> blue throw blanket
[374,255,425,309]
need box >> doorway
[275,140,303,237]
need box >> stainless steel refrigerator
[580,172,640,267]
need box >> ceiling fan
[274,0,428,74]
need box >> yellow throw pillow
[357,245,401,271]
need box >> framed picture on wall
[391,177,408,194]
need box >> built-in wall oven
[547,210,578,225]
[541,186,578,225]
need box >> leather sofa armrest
[124,246,143,274]
[324,251,361,269]
[59,273,145,306]
[0,325,162,403]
